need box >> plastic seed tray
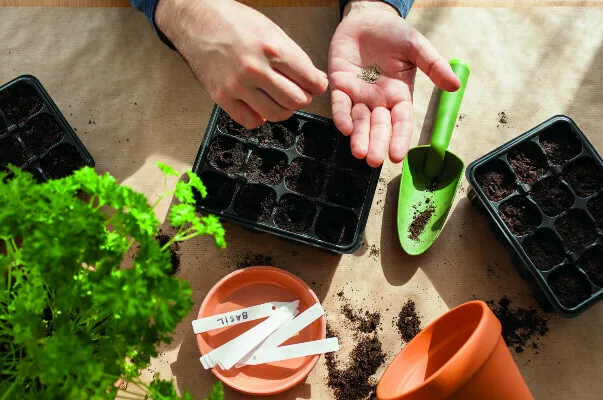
[0,75,94,181]
[192,105,382,254]
[466,115,603,317]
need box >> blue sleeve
[129,0,176,49]
[339,0,414,18]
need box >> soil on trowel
[498,196,541,236]
[539,123,582,164]
[156,232,180,275]
[563,157,603,197]
[555,209,597,253]
[486,297,549,353]
[548,266,592,308]
[579,246,603,287]
[523,229,566,271]
[475,160,516,201]
[507,142,547,184]
[396,300,421,343]
[530,177,573,217]
[408,205,435,241]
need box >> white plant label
[192,301,291,334]
[243,338,340,365]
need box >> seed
[359,66,381,84]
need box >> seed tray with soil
[466,115,603,316]
[192,105,382,253]
[0,75,94,180]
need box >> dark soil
[555,209,597,253]
[0,82,43,124]
[40,144,85,179]
[523,229,566,271]
[498,111,508,125]
[235,252,274,269]
[475,160,516,201]
[207,136,247,173]
[274,194,316,233]
[578,246,603,287]
[327,170,368,208]
[341,303,381,334]
[19,114,63,155]
[563,157,603,197]
[396,300,421,343]
[246,148,287,186]
[254,119,298,149]
[530,177,573,216]
[498,196,541,236]
[548,266,592,308]
[539,123,582,164]
[196,171,236,211]
[284,158,325,197]
[408,206,435,241]
[296,121,338,160]
[0,136,28,168]
[315,206,358,245]
[336,136,373,172]
[233,184,276,222]
[325,324,385,400]
[24,166,45,183]
[156,233,180,275]
[218,112,252,138]
[507,142,548,184]
[587,194,603,228]
[0,118,6,134]
[486,297,549,353]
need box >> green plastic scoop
[397,58,470,255]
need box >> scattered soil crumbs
[408,206,435,241]
[486,297,549,353]
[235,252,273,269]
[342,303,381,334]
[359,66,381,84]
[369,245,380,259]
[498,111,508,125]
[396,300,421,343]
[156,232,180,275]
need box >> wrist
[155,0,182,45]
[343,0,399,18]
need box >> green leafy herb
[0,164,225,400]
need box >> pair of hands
[156,0,460,167]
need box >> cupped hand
[156,0,328,129]
[329,0,461,167]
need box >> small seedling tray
[0,75,94,181]
[466,115,603,317]
[192,105,382,254]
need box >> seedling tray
[466,115,603,317]
[0,75,94,181]
[192,105,382,254]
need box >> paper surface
[1,5,602,399]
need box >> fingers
[261,70,313,111]
[366,107,392,168]
[271,41,329,96]
[243,89,294,122]
[332,90,353,135]
[390,101,414,163]
[350,103,371,159]
[409,30,460,92]
[219,98,265,130]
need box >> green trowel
[397,58,470,255]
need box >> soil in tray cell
[555,209,598,253]
[254,118,298,149]
[195,171,236,212]
[548,265,592,308]
[523,229,566,271]
[475,160,516,202]
[24,166,45,183]
[296,121,338,160]
[40,143,86,179]
[218,112,252,138]
[530,177,573,217]
[0,82,43,125]
[498,196,541,236]
[587,194,603,229]
[19,114,64,155]
[507,142,548,184]
[0,117,6,134]
[539,122,582,164]
[335,136,373,173]
[579,246,603,287]
[315,206,358,245]
[274,194,316,233]
[207,136,247,173]
[246,148,287,186]
[0,137,27,168]
[562,157,603,197]
[327,170,369,208]
[284,158,325,197]
[233,184,276,223]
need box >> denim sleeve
[339,0,414,18]
[129,0,176,49]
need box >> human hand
[329,0,461,167]
[156,0,328,129]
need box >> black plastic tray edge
[192,104,380,254]
[465,114,603,317]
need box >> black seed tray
[466,115,603,317]
[192,105,382,254]
[0,75,94,181]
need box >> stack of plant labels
[192,301,338,370]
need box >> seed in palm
[359,66,381,84]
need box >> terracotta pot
[377,301,533,400]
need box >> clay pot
[377,301,533,400]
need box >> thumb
[408,29,460,92]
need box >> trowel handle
[423,58,471,180]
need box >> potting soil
[396,300,421,343]
[408,206,435,241]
